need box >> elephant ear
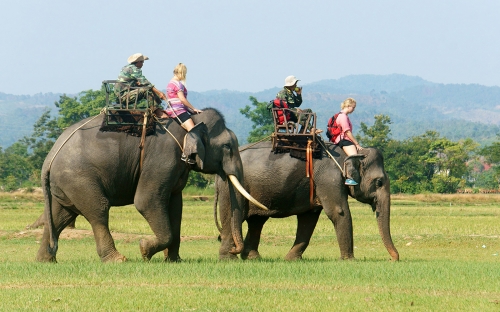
[344,154,366,183]
[184,122,208,169]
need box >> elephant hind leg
[285,208,322,261]
[81,196,126,262]
[242,215,269,260]
[36,200,78,262]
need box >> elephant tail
[42,169,58,257]
[213,182,223,234]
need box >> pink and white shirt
[165,80,188,117]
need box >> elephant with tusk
[215,140,399,261]
[36,108,267,263]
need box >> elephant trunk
[374,191,399,261]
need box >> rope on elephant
[152,115,184,152]
[238,135,272,153]
[47,109,106,172]
[318,139,345,176]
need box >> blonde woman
[165,63,203,164]
[165,63,203,132]
[334,98,363,185]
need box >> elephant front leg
[285,208,322,261]
[241,215,269,260]
[162,193,182,262]
[218,187,239,260]
[325,203,354,260]
[136,193,180,262]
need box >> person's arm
[344,130,363,151]
[152,87,166,101]
[294,90,303,107]
[177,91,202,114]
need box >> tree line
[0,91,499,194]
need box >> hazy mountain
[1,74,499,148]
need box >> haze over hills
[1,74,499,148]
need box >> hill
[1,74,499,147]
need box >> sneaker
[345,178,358,186]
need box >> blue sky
[2,0,499,95]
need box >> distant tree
[357,114,392,153]
[240,96,274,143]
[478,134,500,186]
[428,138,478,179]
[384,132,438,193]
[0,141,34,189]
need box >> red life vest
[273,99,291,125]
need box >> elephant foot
[241,250,261,260]
[284,253,303,261]
[101,251,127,263]
[36,246,57,263]
[139,239,157,261]
[36,254,57,263]
[339,255,355,260]
[164,256,182,263]
[218,253,239,261]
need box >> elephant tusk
[228,175,268,210]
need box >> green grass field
[0,192,499,311]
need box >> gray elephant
[215,140,399,261]
[37,108,265,263]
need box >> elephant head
[346,148,399,261]
[189,109,266,254]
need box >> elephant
[36,108,265,263]
[215,140,399,261]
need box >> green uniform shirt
[276,87,302,108]
[115,64,152,94]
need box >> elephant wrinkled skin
[37,108,251,263]
[215,140,399,261]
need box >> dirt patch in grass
[392,193,500,204]
[2,228,215,242]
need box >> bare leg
[181,118,195,132]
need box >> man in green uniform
[276,75,316,131]
[114,53,166,108]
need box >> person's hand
[295,86,302,95]
[355,144,363,151]
[192,108,203,114]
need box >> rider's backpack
[326,112,342,142]
[269,99,291,125]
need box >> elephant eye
[376,179,383,188]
